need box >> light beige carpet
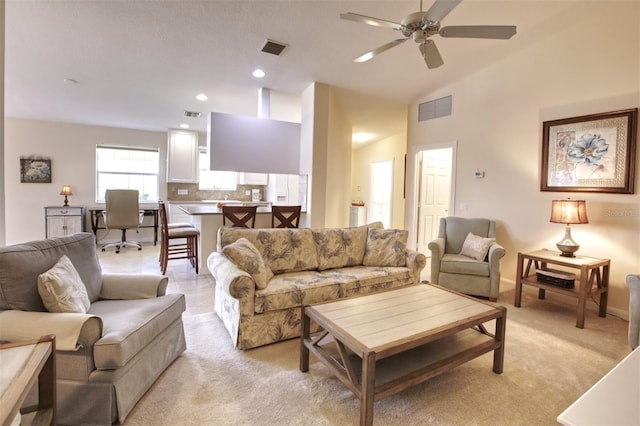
[123,284,630,426]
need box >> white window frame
[198,147,237,190]
[96,145,160,203]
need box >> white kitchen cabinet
[167,129,198,183]
[45,206,86,238]
[237,172,268,185]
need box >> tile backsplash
[167,183,265,202]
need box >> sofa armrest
[427,237,445,284]
[0,310,103,351]
[207,252,256,316]
[406,250,427,285]
[100,273,169,299]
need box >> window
[96,145,159,203]
[198,147,237,190]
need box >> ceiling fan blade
[439,25,517,39]
[353,38,408,63]
[340,12,401,30]
[424,0,463,23]
[419,40,444,69]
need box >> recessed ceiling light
[196,93,208,101]
[252,69,265,78]
[180,124,190,129]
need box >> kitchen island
[177,204,305,275]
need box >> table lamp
[60,184,72,206]
[550,199,589,257]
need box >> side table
[514,249,610,328]
[0,335,56,425]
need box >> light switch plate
[177,189,188,195]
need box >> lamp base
[556,224,579,257]
[63,195,69,207]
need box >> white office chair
[102,189,144,253]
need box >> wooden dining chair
[158,201,199,274]
[271,205,301,228]
[222,205,257,228]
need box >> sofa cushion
[313,226,369,271]
[254,266,413,314]
[363,228,408,267]
[222,238,273,290]
[218,228,319,274]
[0,233,103,311]
[440,253,490,276]
[460,232,494,261]
[37,255,91,313]
[89,293,185,369]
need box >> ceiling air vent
[261,39,288,56]
[418,95,452,121]
[184,110,201,118]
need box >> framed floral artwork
[20,158,52,183]
[541,108,637,194]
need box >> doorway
[415,144,455,259]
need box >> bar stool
[271,205,301,228]
[222,205,257,228]
[158,201,199,274]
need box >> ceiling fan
[340,0,517,69]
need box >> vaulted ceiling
[5,0,578,144]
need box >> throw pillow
[313,227,368,271]
[222,237,274,290]
[460,232,494,261]
[362,228,408,267]
[37,255,91,313]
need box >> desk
[88,206,159,245]
[514,249,610,328]
[0,335,56,425]
[557,347,639,425]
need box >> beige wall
[352,132,407,229]
[406,0,640,316]
[4,118,167,244]
[0,0,5,246]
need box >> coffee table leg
[493,307,507,374]
[300,305,310,372]
[361,352,376,426]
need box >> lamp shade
[550,199,588,224]
[60,185,72,196]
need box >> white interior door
[416,148,453,256]
[368,160,393,228]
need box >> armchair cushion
[460,232,495,261]
[222,238,273,290]
[0,234,103,311]
[363,228,408,267]
[37,255,91,313]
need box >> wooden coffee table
[300,284,506,426]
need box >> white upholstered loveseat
[0,233,186,425]
[208,224,427,350]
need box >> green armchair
[428,217,505,301]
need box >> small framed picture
[541,108,637,194]
[20,159,52,183]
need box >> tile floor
[97,242,215,316]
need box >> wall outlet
[245,190,251,195]
[177,189,188,195]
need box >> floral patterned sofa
[207,224,426,349]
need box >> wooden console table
[0,335,56,425]
[514,249,610,328]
